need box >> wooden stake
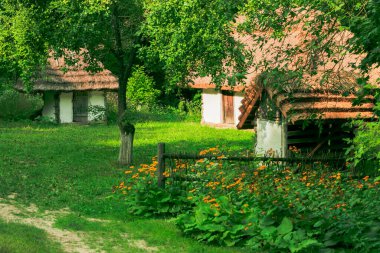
[157,143,165,188]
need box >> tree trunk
[111,3,137,166]
[118,122,135,165]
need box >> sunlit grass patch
[0,219,64,253]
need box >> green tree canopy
[144,0,378,89]
[0,0,51,87]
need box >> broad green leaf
[277,217,293,235]
[290,239,321,253]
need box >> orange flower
[124,170,133,174]
[363,176,370,181]
[257,165,266,171]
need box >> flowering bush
[114,157,190,217]
[116,148,380,252]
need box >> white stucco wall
[202,89,223,124]
[42,91,55,120]
[59,92,73,123]
[233,92,244,126]
[88,91,105,121]
[255,119,287,157]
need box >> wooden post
[157,143,165,188]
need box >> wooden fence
[156,142,346,189]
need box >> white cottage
[191,75,378,157]
[192,82,245,127]
[17,56,118,123]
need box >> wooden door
[73,91,88,123]
[222,91,234,124]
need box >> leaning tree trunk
[118,122,135,165]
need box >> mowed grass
[0,119,253,252]
[0,220,64,253]
[0,121,252,216]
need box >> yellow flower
[129,166,135,169]
[124,170,133,174]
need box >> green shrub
[0,89,43,120]
[126,66,160,109]
[117,147,380,252]
[115,158,190,217]
[104,92,119,124]
[177,92,202,119]
[177,155,380,252]
[346,119,380,175]
[88,105,106,122]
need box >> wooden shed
[17,55,118,123]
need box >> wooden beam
[236,87,263,129]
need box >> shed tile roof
[17,55,118,91]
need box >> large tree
[1,0,145,165]
[0,0,50,89]
[47,0,144,165]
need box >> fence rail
[156,142,346,189]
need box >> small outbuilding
[190,19,380,157]
[192,73,378,157]
[17,56,118,123]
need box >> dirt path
[0,194,158,253]
[0,196,98,253]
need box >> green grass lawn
[0,220,64,253]
[0,119,253,252]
